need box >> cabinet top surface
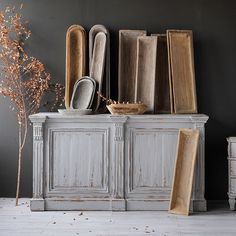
[227,137,236,142]
[29,112,209,123]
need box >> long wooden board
[118,30,147,102]
[151,34,172,113]
[89,25,110,99]
[90,32,106,111]
[169,129,199,215]
[65,25,86,109]
[167,30,197,113]
[135,36,157,113]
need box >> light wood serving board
[169,129,199,215]
[152,34,172,113]
[65,25,86,109]
[90,32,106,111]
[89,25,110,99]
[135,36,157,113]
[118,30,146,102]
[167,30,197,113]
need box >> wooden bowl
[107,103,147,115]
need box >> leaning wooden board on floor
[169,129,199,215]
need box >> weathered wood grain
[51,130,107,189]
[65,25,86,109]
[90,32,107,111]
[118,30,147,102]
[135,36,157,113]
[167,30,197,113]
[89,25,110,100]
[169,129,199,215]
[151,34,172,113]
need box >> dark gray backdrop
[0,0,235,200]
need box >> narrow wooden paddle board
[169,129,199,215]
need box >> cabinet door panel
[46,128,109,196]
[126,128,178,197]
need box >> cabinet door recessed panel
[126,128,178,198]
[46,128,109,196]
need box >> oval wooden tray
[90,32,106,111]
[70,76,96,109]
[107,103,147,115]
[89,25,110,100]
[65,25,86,109]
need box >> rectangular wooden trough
[167,30,197,114]
[169,129,199,215]
[135,36,157,113]
[118,30,146,102]
[151,34,172,113]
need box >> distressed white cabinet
[227,137,236,210]
[29,113,208,211]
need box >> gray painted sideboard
[29,113,208,211]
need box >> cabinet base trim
[30,198,45,211]
[126,199,207,211]
[31,198,126,211]
[30,198,206,211]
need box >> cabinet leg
[229,198,236,211]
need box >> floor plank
[0,198,235,236]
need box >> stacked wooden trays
[118,29,198,114]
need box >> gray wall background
[0,0,235,200]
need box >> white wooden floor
[0,198,235,236]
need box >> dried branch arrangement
[0,5,64,205]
